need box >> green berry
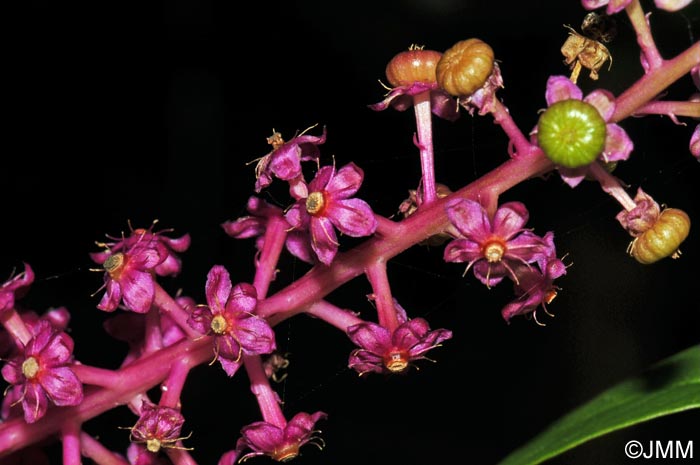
[537,99,607,168]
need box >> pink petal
[232,313,276,355]
[241,421,285,452]
[309,165,334,192]
[22,382,48,423]
[325,163,364,199]
[602,123,634,162]
[545,75,583,106]
[445,198,491,242]
[491,201,529,239]
[121,270,156,314]
[327,198,378,237]
[443,238,482,263]
[228,283,258,314]
[97,279,122,312]
[347,322,391,354]
[206,265,233,313]
[39,366,83,406]
[310,217,339,265]
[269,144,303,181]
[584,89,616,121]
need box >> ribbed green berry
[537,99,607,168]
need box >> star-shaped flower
[443,198,552,287]
[187,265,276,376]
[285,162,378,265]
[1,320,83,423]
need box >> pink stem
[301,300,363,332]
[144,307,164,353]
[365,260,399,332]
[253,214,288,299]
[256,151,554,320]
[612,42,700,123]
[490,98,538,158]
[61,419,82,465]
[0,337,212,457]
[374,215,400,237]
[153,285,200,339]
[80,432,129,465]
[413,91,437,205]
[244,354,286,428]
[0,308,32,347]
[625,0,663,71]
[160,359,190,408]
[634,100,700,119]
[72,364,122,387]
[588,162,637,211]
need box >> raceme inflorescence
[1,1,698,464]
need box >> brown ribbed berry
[385,45,442,88]
[436,38,494,96]
[629,208,691,264]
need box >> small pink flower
[130,402,189,454]
[1,307,70,359]
[0,263,34,314]
[235,411,327,462]
[534,75,634,188]
[94,239,166,314]
[91,223,190,278]
[443,198,553,288]
[187,265,276,376]
[285,162,378,265]
[500,232,568,324]
[1,320,83,423]
[254,127,327,193]
[347,301,452,375]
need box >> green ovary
[537,99,606,169]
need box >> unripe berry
[537,99,607,168]
[436,38,494,96]
[629,208,691,264]
[385,46,442,88]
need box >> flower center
[384,351,409,373]
[267,131,284,150]
[305,191,326,216]
[103,252,125,276]
[210,314,228,335]
[146,438,162,453]
[272,443,300,462]
[22,356,40,379]
[482,240,506,263]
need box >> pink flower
[235,411,327,462]
[500,232,568,324]
[91,223,190,278]
[130,402,189,453]
[443,198,552,288]
[285,162,378,265]
[347,301,452,375]
[1,307,70,358]
[187,265,276,376]
[535,75,634,188]
[0,263,34,314]
[1,320,83,423]
[254,127,327,193]
[94,239,166,313]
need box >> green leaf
[498,344,700,465]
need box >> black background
[3,1,700,464]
